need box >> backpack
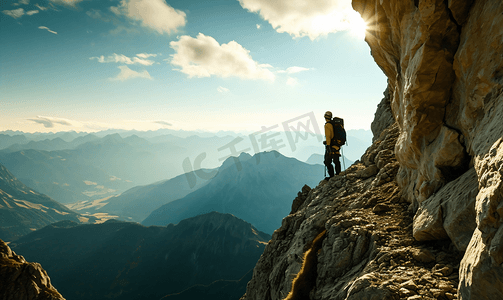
[329,117,346,147]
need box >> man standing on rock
[323,111,345,180]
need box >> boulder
[459,229,503,300]
[357,164,379,179]
[413,198,448,242]
[413,168,478,251]
[443,169,479,251]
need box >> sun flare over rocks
[347,11,368,39]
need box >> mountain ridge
[11,211,270,300]
[142,151,324,234]
[0,163,94,241]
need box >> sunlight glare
[348,11,367,40]
[310,9,368,40]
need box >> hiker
[323,111,345,179]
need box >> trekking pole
[324,145,327,178]
[341,147,346,171]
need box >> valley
[0,127,371,300]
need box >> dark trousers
[324,151,341,177]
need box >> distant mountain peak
[251,150,284,159]
[219,151,291,172]
[179,211,253,229]
[175,212,271,244]
[220,152,253,170]
[142,150,324,234]
[123,134,149,145]
[103,133,123,141]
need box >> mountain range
[0,133,236,204]
[0,129,371,207]
[11,212,270,300]
[142,151,324,234]
[0,146,325,243]
[69,150,325,234]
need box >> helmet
[324,111,332,120]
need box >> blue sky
[0,0,387,133]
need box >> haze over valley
[0,128,371,215]
[0,126,372,299]
[0,0,389,299]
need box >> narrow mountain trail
[313,177,464,300]
[242,123,464,300]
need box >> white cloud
[111,65,152,81]
[256,24,261,29]
[217,86,230,93]
[38,26,58,34]
[19,0,30,5]
[2,8,25,19]
[170,33,275,81]
[286,66,310,74]
[278,66,310,74]
[28,116,72,128]
[49,0,84,7]
[90,53,155,66]
[286,77,299,86]
[112,0,186,34]
[22,117,179,132]
[35,4,48,11]
[2,7,39,18]
[110,5,121,15]
[136,53,157,59]
[238,0,361,40]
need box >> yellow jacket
[324,122,340,150]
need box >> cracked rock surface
[242,123,464,300]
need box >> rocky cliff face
[353,0,503,298]
[0,239,65,300]
[242,1,503,299]
[243,121,465,300]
